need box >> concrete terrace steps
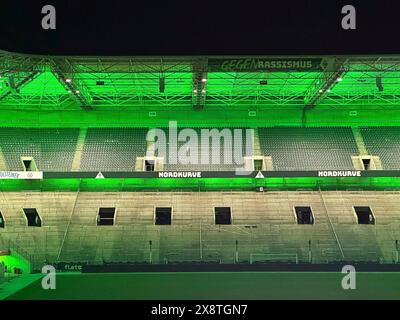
[1,190,400,264]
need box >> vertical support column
[235,240,239,264]
[149,240,153,264]
[192,58,208,110]
[199,220,203,261]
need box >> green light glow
[2,54,400,127]
[0,251,31,274]
[20,71,67,95]
[1,107,400,128]
[0,177,399,192]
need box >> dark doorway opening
[354,206,375,225]
[215,207,232,225]
[362,158,371,170]
[254,159,263,171]
[145,160,155,172]
[0,211,4,228]
[97,207,116,226]
[23,159,32,171]
[23,208,41,227]
[294,206,314,224]
[155,207,172,225]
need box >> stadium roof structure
[1,50,400,112]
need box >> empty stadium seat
[156,127,252,171]
[258,127,358,170]
[360,127,400,169]
[0,128,79,171]
[80,128,148,171]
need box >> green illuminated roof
[1,51,400,111]
[20,70,66,95]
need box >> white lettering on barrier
[0,171,43,180]
[318,171,361,177]
[158,172,202,178]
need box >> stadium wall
[1,191,400,269]
[2,107,400,128]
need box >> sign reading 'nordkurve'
[42,170,400,179]
[209,58,324,72]
[318,170,361,177]
[158,172,202,178]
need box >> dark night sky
[0,0,399,55]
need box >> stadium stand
[3,52,400,288]
[360,127,400,170]
[1,190,400,269]
[258,127,359,170]
[2,126,400,173]
[154,127,253,171]
[80,128,148,171]
[0,128,79,171]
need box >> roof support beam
[192,58,208,109]
[52,60,93,108]
[304,58,348,109]
[0,71,40,101]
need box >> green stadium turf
[4,272,400,300]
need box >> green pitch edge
[0,177,399,192]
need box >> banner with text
[41,170,400,179]
[208,57,327,72]
[0,171,43,179]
